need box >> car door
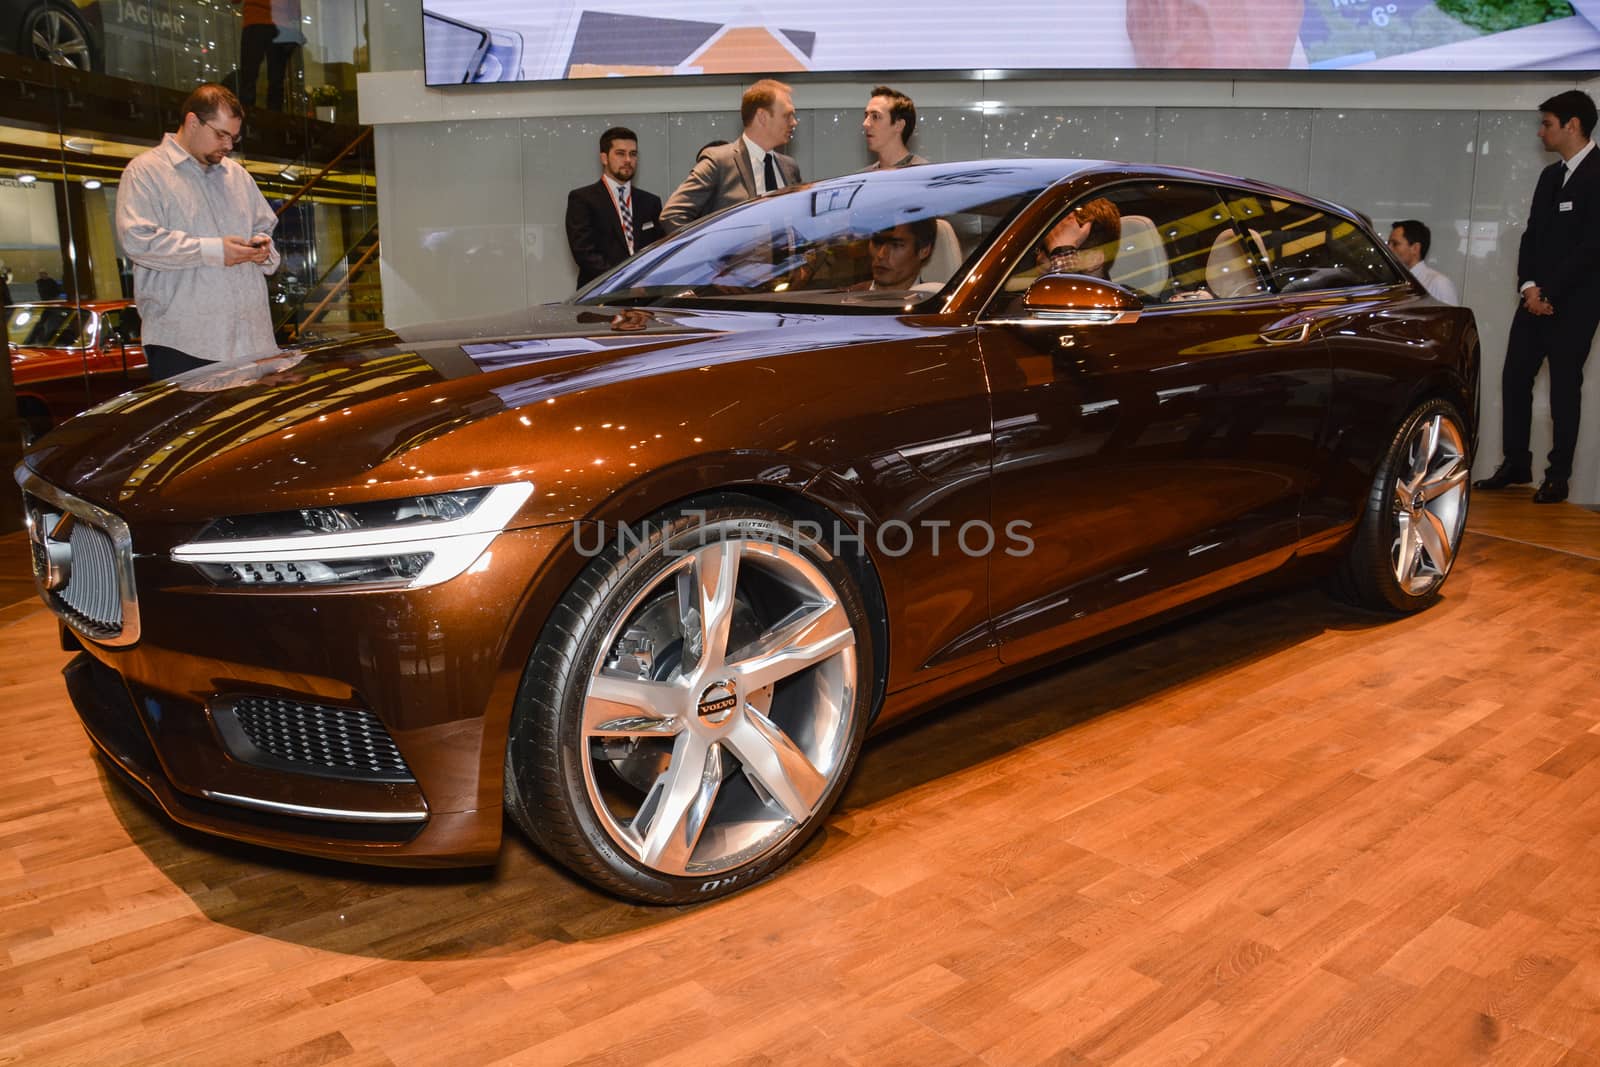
[1214,188,1420,540]
[978,180,1334,666]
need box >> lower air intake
[213,696,415,783]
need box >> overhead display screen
[420,0,1600,85]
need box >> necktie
[763,151,778,194]
[617,186,633,254]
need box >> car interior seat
[1205,228,1270,299]
[1108,214,1170,301]
[921,219,963,284]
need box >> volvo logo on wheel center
[697,680,739,724]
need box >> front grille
[213,696,415,783]
[15,470,140,646]
[57,519,122,634]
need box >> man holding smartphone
[116,83,281,380]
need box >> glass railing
[269,127,383,343]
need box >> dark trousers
[146,345,212,381]
[238,25,298,111]
[1501,306,1597,480]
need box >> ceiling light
[83,178,102,190]
[63,137,94,154]
[17,173,37,184]
[278,166,299,182]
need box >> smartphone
[423,10,491,85]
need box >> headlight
[171,482,533,590]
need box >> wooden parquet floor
[2,500,1599,1066]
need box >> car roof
[827,158,1367,231]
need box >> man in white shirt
[1387,219,1458,304]
[115,83,279,379]
[660,79,801,234]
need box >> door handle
[1258,322,1312,345]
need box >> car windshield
[576,163,1057,312]
[8,305,86,348]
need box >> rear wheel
[505,496,872,903]
[1333,398,1470,613]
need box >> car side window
[993,181,1244,315]
[1218,191,1400,293]
[98,309,142,344]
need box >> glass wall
[0,0,376,482]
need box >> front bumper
[39,512,575,867]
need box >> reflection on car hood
[19,302,901,521]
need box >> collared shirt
[1563,140,1596,184]
[744,134,784,195]
[115,133,280,363]
[1409,259,1458,304]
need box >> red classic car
[8,300,147,443]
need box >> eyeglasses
[198,116,244,147]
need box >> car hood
[18,301,913,523]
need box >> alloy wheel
[1390,412,1468,595]
[29,9,92,70]
[579,529,858,877]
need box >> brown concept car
[16,160,1478,903]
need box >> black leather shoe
[1473,463,1533,490]
[1533,478,1569,504]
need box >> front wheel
[1333,397,1470,613]
[505,496,873,903]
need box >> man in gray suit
[660,79,800,234]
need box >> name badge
[1560,201,1575,212]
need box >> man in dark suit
[1476,90,1600,504]
[660,80,800,234]
[565,126,662,287]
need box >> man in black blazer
[1476,90,1600,504]
[660,79,801,234]
[565,126,662,287]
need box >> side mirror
[1022,274,1143,324]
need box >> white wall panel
[376,120,527,326]
[1154,108,1313,192]
[1305,109,1478,299]
[985,107,1155,163]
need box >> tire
[18,2,97,72]
[1332,397,1470,613]
[505,494,874,904]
